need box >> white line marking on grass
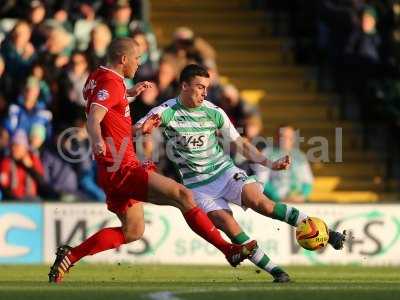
[145,291,183,300]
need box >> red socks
[68,227,126,264]
[183,207,232,255]
[67,208,232,264]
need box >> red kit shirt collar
[99,65,124,80]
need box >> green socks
[272,203,308,226]
[232,232,278,273]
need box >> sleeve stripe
[90,102,109,112]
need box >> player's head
[107,37,140,78]
[179,64,210,108]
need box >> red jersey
[83,66,137,167]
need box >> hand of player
[92,138,106,156]
[271,155,291,170]
[127,81,154,98]
[141,114,161,134]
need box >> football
[296,217,329,250]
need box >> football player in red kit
[48,38,256,283]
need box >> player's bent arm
[87,104,108,155]
[234,137,275,168]
[233,137,290,170]
[214,106,289,170]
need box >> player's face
[182,76,210,107]
[123,47,140,78]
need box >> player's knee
[176,185,196,210]
[245,196,262,210]
[123,225,144,243]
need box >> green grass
[0,265,399,300]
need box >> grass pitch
[0,264,399,300]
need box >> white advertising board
[43,203,400,266]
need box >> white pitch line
[145,291,183,300]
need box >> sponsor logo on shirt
[96,89,109,101]
[177,134,207,149]
[83,79,96,94]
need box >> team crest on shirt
[96,89,109,101]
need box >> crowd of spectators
[0,0,279,202]
[259,0,400,179]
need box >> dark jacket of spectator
[41,146,79,197]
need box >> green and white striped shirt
[136,98,240,188]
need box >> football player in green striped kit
[136,64,346,282]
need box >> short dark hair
[179,64,209,84]
[107,38,138,64]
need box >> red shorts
[98,160,156,215]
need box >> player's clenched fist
[93,138,106,156]
[271,155,291,170]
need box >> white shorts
[191,166,262,213]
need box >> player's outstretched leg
[147,171,257,267]
[48,203,144,283]
[241,183,346,250]
[232,232,290,283]
[208,209,290,283]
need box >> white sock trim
[265,260,278,272]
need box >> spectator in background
[262,125,313,203]
[163,27,216,74]
[57,51,89,126]
[235,114,267,176]
[67,52,90,106]
[0,129,44,201]
[38,26,72,78]
[29,64,52,109]
[51,7,73,33]
[319,0,364,92]
[204,59,223,103]
[86,23,112,70]
[105,0,159,65]
[0,55,11,118]
[73,3,98,51]
[60,117,105,202]
[343,6,384,126]
[133,31,158,82]
[131,84,159,123]
[0,21,36,99]
[109,0,134,38]
[40,129,80,201]
[107,0,156,39]
[4,77,52,138]
[345,6,382,84]
[29,123,46,153]
[0,126,9,158]
[157,60,179,102]
[28,0,48,49]
[218,84,255,128]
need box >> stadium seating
[150,0,396,202]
